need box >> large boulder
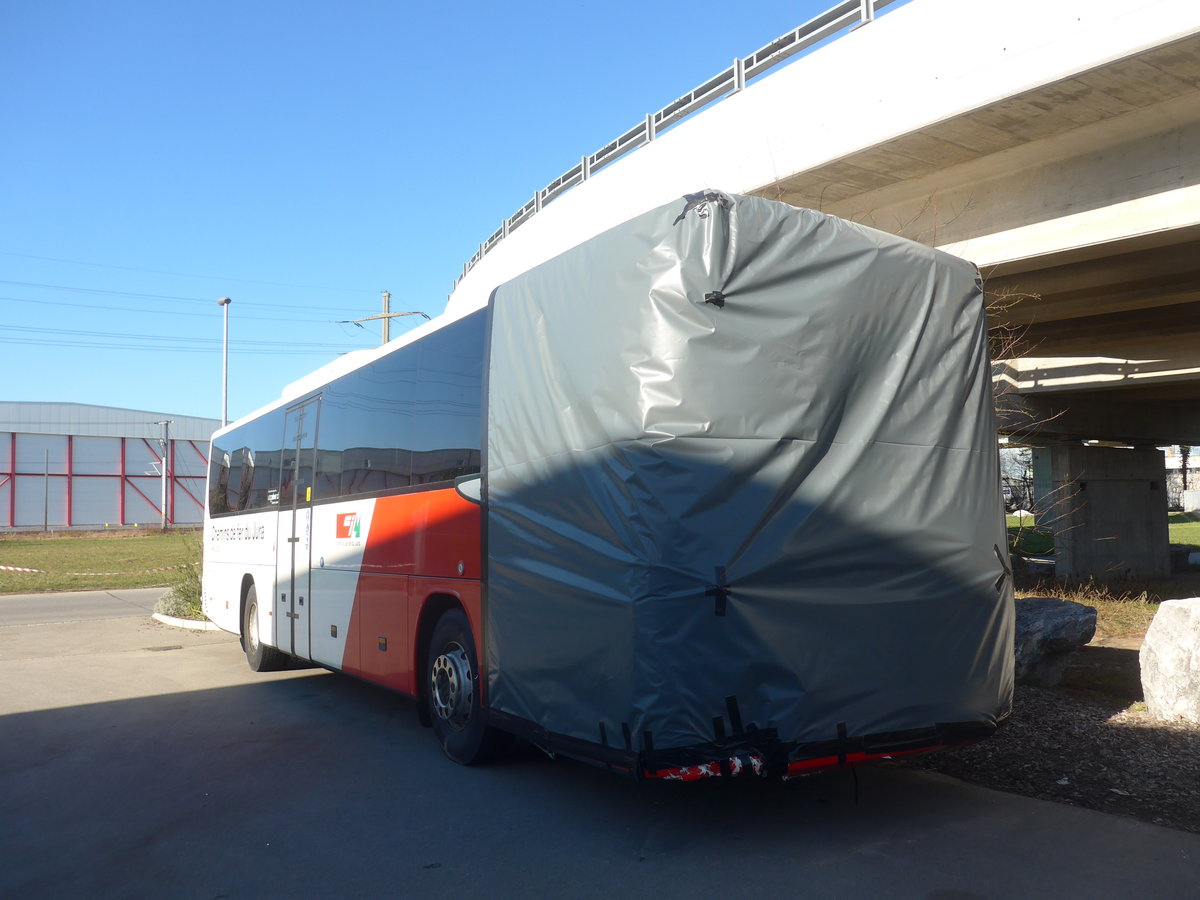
[1140,597,1200,723]
[1015,597,1097,686]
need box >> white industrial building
[0,402,219,530]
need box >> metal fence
[452,0,902,293]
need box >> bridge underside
[752,30,1200,579]
[444,2,1200,581]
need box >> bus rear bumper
[489,709,1001,782]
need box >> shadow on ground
[4,654,1200,898]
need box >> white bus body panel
[202,507,280,643]
[308,498,378,668]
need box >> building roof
[0,402,220,441]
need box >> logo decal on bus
[336,512,361,540]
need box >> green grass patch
[1008,524,1054,556]
[1006,511,1200,556]
[1169,511,1200,547]
[0,529,199,594]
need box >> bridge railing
[454,0,902,292]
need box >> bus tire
[426,608,508,765]
[243,584,288,673]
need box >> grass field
[1169,510,1200,546]
[1006,510,1200,558]
[0,528,200,594]
[1003,511,1200,639]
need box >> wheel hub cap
[431,642,473,732]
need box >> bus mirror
[454,474,482,505]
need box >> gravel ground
[897,647,1200,834]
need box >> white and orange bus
[202,307,507,763]
[204,192,1014,780]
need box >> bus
[203,191,1014,780]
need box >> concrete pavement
[1,601,1198,897]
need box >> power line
[0,250,379,294]
[0,293,363,326]
[0,279,213,302]
[0,335,357,356]
[0,322,361,349]
[0,279,380,314]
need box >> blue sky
[2,0,879,423]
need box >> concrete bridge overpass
[445,0,1200,579]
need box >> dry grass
[1016,580,1162,640]
[1017,586,1158,641]
[1087,598,1161,640]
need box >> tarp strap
[642,731,657,776]
[622,723,633,754]
[671,190,729,225]
[837,722,849,765]
[993,544,1012,593]
[706,566,730,616]
[598,722,613,773]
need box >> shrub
[154,537,204,620]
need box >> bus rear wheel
[243,584,288,672]
[426,608,508,765]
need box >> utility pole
[336,299,431,346]
[154,420,172,531]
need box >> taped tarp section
[484,191,1012,768]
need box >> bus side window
[325,344,417,498]
[233,447,255,511]
[249,449,278,508]
[209,446,231,515]
[315,448,341,501]
[412,311,484,485]
[209,408,286,514]
[225,448,245,511]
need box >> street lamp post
[217,297,232,427]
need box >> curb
[152,612,223,632]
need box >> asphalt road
[0,585,165,626]
[2,591,1199,898]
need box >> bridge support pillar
[1034,444,1169,582]
[1029,444,1059,520]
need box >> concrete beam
[766,37,1200,265]
[999,391,1200,445]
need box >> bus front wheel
[243,584,288,673]
[426,608,508,765]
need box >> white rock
[1140,597,1200,724]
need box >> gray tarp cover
[485,191,1013,757]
